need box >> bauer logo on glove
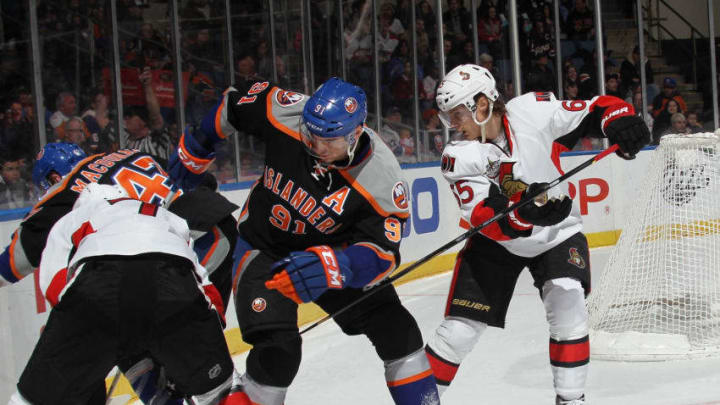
[265,246,353,304]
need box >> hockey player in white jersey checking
[424,64,650,404]
[8,183,248,405]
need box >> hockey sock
[424,345,458,396]
[385,349,440,405]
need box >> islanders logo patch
[251,297,267,312]
[392,181,409,210]
[344,97,358,114]
[276,90,304,107]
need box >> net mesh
[588,133,720,361]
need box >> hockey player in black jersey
[168,77,440,404]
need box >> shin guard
[543,278,589,401]
[385,349,440,405]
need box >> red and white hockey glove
[470,185,533,241]
[601,102,650,160]
[265,246,353,304]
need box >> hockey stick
[104,371,121,405]
[299,144,620,335]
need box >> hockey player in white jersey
[7,183,250,405]
[424,64,650,404]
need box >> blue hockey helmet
[300,77,367,164]
[32,142,87,190]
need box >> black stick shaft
[300,145,619,335]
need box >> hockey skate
[556,394,585,404]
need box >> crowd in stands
[1,0,717,209]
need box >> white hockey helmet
[73,183,129,209]
[436,64,499,141]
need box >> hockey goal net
[588,133,720,361]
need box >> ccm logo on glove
[312,246,344,289]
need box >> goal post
[588,133,720,361]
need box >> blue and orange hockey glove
[265,246,353,304]
[167,126,216,191]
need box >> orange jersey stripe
[386,369,434,387]
[200,227,221,267]
[8,231,21,280]
[265,87,301,141]
[232,250,252,296]
[214,96,229,139]
[337,170,410,219]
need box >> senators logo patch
[344,97,358,113]
[276,90,304,107]
[568,247,586,269]
[459,71,470,80]
[392,181,409,210]
[251,297,267,312]
[498,161,527,197]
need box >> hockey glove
[470,184,533,241]
[601,104,650,160]
[515,183,573,227]
[167,126,216,191]
[265,246,353,304]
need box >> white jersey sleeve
[441,140,506,226]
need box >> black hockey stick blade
[299,144,620,335]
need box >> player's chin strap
[472,102,494,143]
[299,144,621,336]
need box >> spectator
[526,13,554,63]
[391,61,426,116]
[564,62,578,85]
[379,1,406,40]
[418,0,437,46]
[525,53,555,92]
[381,106,404,156]
[443,38,464,71]
[377,17,400,64]
[423,108,445,157]
[1,99,35,164]
[566,0,594,41]
[652,77,687,119]
[687,111,703,133]
[444,0,471,47]
[121,67,173,163]
[665,112,690,135]
[57,117,94,155]
[652,98,682,143]
[81,91,111,136]
[619,45,656,100]
[398,128,416,162]
[236,52,261,84]
[564,80,580,100]
[478,6,503,59]
[631,89,654,135]
[0,154,36,209]
[605,73,622,98]
[421,66,439,111]
[49,92,77,135]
